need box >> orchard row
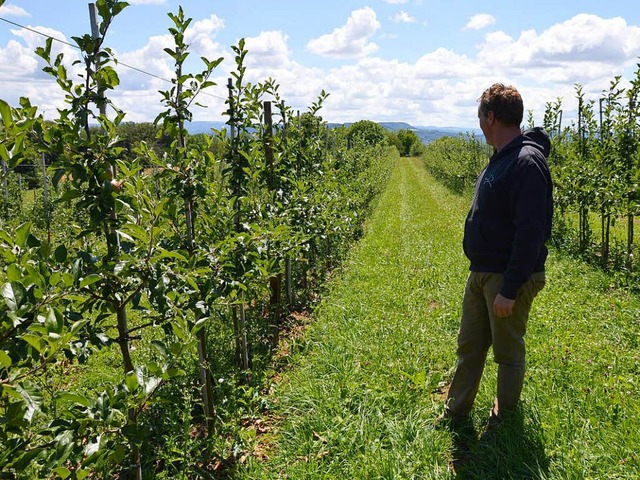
[0,2,396,478]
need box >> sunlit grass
[238,156,640,479]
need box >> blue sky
[1,0,639,128]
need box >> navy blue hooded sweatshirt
[463,127,553,299]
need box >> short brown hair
[478,83,523,126]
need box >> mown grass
[236,156,640,479]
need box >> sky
[1,0,640,129]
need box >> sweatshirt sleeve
[500,153,550,299]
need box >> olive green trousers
[445,271,546,419]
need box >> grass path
[239,157,640,479]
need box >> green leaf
[54,245,68,263]
[16,383,43,422]
[105,66,120,87]
[56,392,91,407]
[0,350,12,369]
[53,467,71,479]
[45,307,63,334]
[118,224,148,242]
[171,321,188,341]
[125,371,139,392]
[79,274,101,288]
[0,99,12,128]
[151,340,167,358]
[151,249,188,262]
[21,334,45,354]
[0,143,9,162]
[15,222,32,248]
[154,197,169,217]
[58,189,82,201]
[2,281,27,311]
[110,443,126,464]
[191,316,208,334]
[6,263,22,282]
[0,229,14,246]
[76,469,90,480]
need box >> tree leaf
[54,245,68,263]
[79,274,101,288]
[16,383,43,422]
[15,222,32,248]
[21,334,45,354]
[2,281,27,311]
[0,143,9,162]
[125,371,139,392]
[151,249,188,262]
[76,469,90,480]
[118,224,148,242]
[0,99,12,128]
[56,392,91,407]
[6,263,22,282]
[53,467,71,479]
[0,350,12,369]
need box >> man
[443,83,553,428]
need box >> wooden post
[228,78,249,371]
[332,130,335,158]
[285,257,293,307]
[263,101,282,347]
[2,160,8,210]
[263,101,274,188]
[325,126,329,160]
[228,79,236,143]
[599,98,609,267]
[42,153,51,243]
[558,110,563,137]
[627,98,635,269]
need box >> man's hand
[493,293,515,318]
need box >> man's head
[477,83,523,149]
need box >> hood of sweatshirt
[521,126,551,158]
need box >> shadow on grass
[451,409,549,480]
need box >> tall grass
[237,157,640,479]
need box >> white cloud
[392,11,416,24]
[476,14,640,85]
[0,26,83,118]
[0,40,39,77]
[0,4,30,17]
[277,13,640,127]
[185,14,225,60]
[115,34,175,91]
[307,7,380,58]
[464,13,496,30]
[114,14,225,91]
[537,14,640,62]
[384,0,409,4]
[245,31,291,69]
[415,48,480,79]
[108,13,640,127]
[5,26,81,78]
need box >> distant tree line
[344,120,426,157]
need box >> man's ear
[487,110,495,125]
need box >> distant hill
[412,125,484,144]
[327,121,483,144]
[186,120,483,144]
[185,121,228,134]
